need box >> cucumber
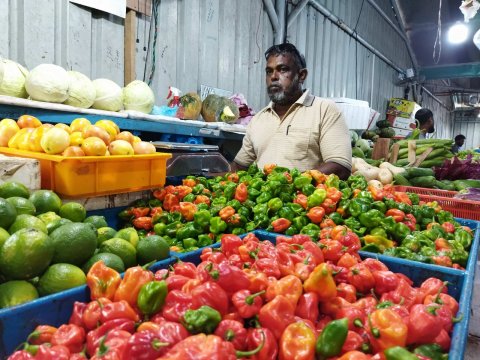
[397,144,449,158]
[453,180,480,191]
[394,159,410,167]
[417,159,446,168]
[409,176,436,188]
[393,173,411,186]
[396,139,453,149]
[404,168,434,179]
[434,180,455,191]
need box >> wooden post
[124,9,136,86]
[372,138,391,160]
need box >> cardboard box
[392,127,412,138]
[392,116,416,131]
[0,155,40,190]
[386,98,417,118]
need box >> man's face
[457,138,465,146]
[426,118,435,133]
[265,54,305,105]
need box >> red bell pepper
[372,270,399,295]
[5,351,33,360]
[162,193,179,211]
[338,350,372,360]
[420,278,448,297]
[69,301,87,328]
[234,183,248,203]
[214,319,248,350]
[337,283,357,303]
[100,300,140,323]
[386,209,405,222]
[341,331,364,353]
[219,206,235,221]
[27,325,57,345]
[179,202,197,221]
[424,292,459,315]
[133,216,153,231]
[306,206,325,224]
[337,253,359,269]
[265,274,303,307]
[380,278,422,309]
[165,274,190,291]
[294,292,319,324]
[348,264,376,294]
[245,270,269,293]
[366,308,407,353]
[232,289,265,318]
[172,261,197,278]
[362,258,388,272]
[354,296,378,316]
[321,198,337,214]
[336,306,366,330]
[50,324,85,354]
[221,234,243,257]
[294,193,308,209]
[246,328,278,360]
[161,290,194,323]
[82,298,112,330]
[182,178,196,187]
[90,329,131,360]
[33,344,71,360]
[278,321,316,360]
[114,264,154,308]
[406,304,442,345]
[320,239,345,262]
[433,328,451,351]
[86,319,135,356]
[215,260,251,295]
[191,281,229,315]
[271,218,291,233]
[441,221,455,233]
[276,249,295,277]
[87,260,121,301]
[294,261,315,281]
[252,258,281,279]
[259,295,296,339]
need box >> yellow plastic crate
[0,148,171,198]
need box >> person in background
[451,134,466,154]
[411,108,435,139]
[231,43,352,179]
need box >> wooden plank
[124,9,136,85]
[407,140,416,164]
[413,147,434,167]
[126,0,151,16]
[389,143,400,163]
[371,138,391,160]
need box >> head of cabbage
[92,78,123,112]
[25,64,70,103]
[63,71,96,108]
[0,59,29,98]
[123,80,155,114]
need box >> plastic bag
[460,0,480,22]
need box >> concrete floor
[466,336,480,359]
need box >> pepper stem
[225,329,235,341]
[236,331,265,357]
[245,290,266,305]
[151,339,170,350]
[142,259,157,270]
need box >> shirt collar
[263,89,314,114]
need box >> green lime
[0,280,39,308]
[6,197,36,216]
[84,215,108,229]
[46,218,72,234]
[0,228,54,280]
[59,202,87,222]
[0,227,10,248]
[136,235,170,265]
[37,211,61,225]
[82,253,125,274]
[115,227,139,248]
[99,238,137,268]
[0,181,30,199]
[49,223,97,266]
[97,227,117,245]
[0,198,17,229]
[9,214,47,234]
[37,263,86,296]
[29,190,62,215]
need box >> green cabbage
[0,59,29,98]
[64,71,96,108]
[356,139,371,153]
[123,80,155,114]
[25,64,70,103]
[92,79,123,112]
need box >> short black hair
[265,43,307,70]
[415,108,434,125]
[455,134,466,141]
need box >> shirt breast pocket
[282,127,310,161]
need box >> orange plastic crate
[394,185,480,221]
[0,147,171,198]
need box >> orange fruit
[0,122,20,147]
[29,124,54,152]
[70,118,91,133]
[96,119,120,134]
[115,131,135,145]
[69,131,84,146]
[9,128,34,150]
[55,123,72,134]
[62,146,85,157]
[40,127,70,154]
[133,141,156,154]
[82,125,111,145]
[81,137,107,156]
[17,115,42,129]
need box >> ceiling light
[448,23,469,44]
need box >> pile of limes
[0,181,169,309]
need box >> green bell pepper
[325,174,340,189]
[169,212,183,222]
[381,216,397,235]
[371,201,387,214]
[413,344,448,360]
[183,193,196,203]
[278,206,295,222]
[385,346,419,360]
[361,243,381,253]
[347,175,367,190]
[289,203,305,215]
[408,192,420,205]
[154,222,167,236]
[370,227,388,238]
[247,163,260,175]
[253,203,268,215]
[278,186,294,203]
[302,184,316,196]
[285,226,297,236]
[197,234,213,247]
[223,183,237,200]
[194,209,211,229]
[237,206,251,219]
[358,209,384,228]
[211,196,227,207]
[165,221,182,238]
[226,199,241,211]
[249,178,264,191]
[294,175,312,189]
[300,223,320,239]
[231,227,246,235]
[256,191,272,204]
[176,222,201,241]
[264,180,281,193]
[328,212,344,225]
[183,305,222,334]
[137,280,168,318]
[191,184,205,195]
[267,197,283,213]
[245,221,257,232]
[392,222,411,242]
[454,229,472,248]
[341,188,352,200]
[182,237,198,249]
[209,217,227,234]
[292,215,309,231]
[197,203,209,211]
[315,318,348,358]
[248,188,261,200]
[307,189,327,208]
[437,210,454,224]
[348,198,371,218]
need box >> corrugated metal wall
[0,0,453,134]
[452,113,480,150]
[420,93,453,141]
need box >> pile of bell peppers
[9,231,460,360]
[118,163,475,268]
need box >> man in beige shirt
[232,43,352,179]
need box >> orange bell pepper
[303,263,337,302]
[265,275,303,307]
[114,263,154,308]
[366,309,407,353]
[86,260,121,301]
[258,295,296,339]
[279,321,316,360]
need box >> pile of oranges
[0,115,156,156]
